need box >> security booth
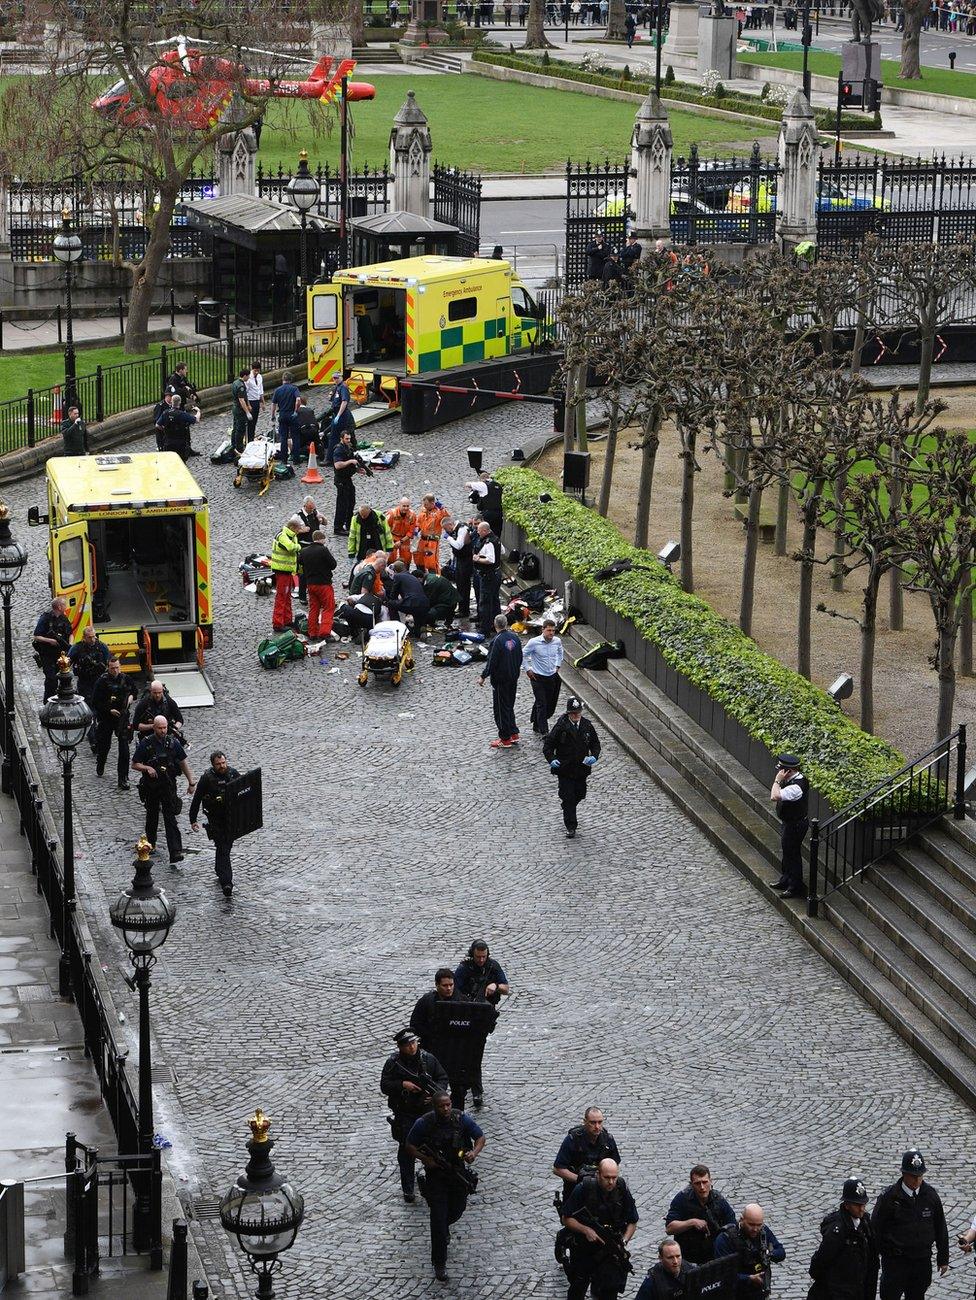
[348,211,462,268]
[179,195,341,326]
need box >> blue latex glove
[550,760,560,771]
[330,417,339,432]
[583,755,597,766]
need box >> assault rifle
[417,1144,479,1195]
[572,1206,633,1275]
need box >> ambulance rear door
[50,519,91,638]
[307,284,345,386]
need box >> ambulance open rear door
[51,520,91,638]
[307,285,344,387]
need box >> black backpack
[575,640,625,670]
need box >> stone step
[804,911,976,1111]
[829,879,976,1038]
[867,858,976,982]
[914,823,976,890]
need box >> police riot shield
[685,1254,738,1300]
[427,999,498,1087]
[223,768,263,843]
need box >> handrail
[808,725,967,919]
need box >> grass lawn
[0,342,164,404]
[257,74,764,173]
[739,48,976,98]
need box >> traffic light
[838,74,863,108]
[864,77,882,112]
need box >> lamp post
[801,0,812,102]
[0,504,27,795]
[285,150,320,306]
[655,0,665,96]
[38,655,92,999]
[109,836,176,1262]
[220,1110,305,1299]
[52,210,82,412]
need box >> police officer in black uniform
[563,1158,639,1300]
[471,521,502,637]
[666,1164,736,1264]
[715,1204,786,1300]
[444,516,475,620]
[406,1091,485,1283]
[809,1178,879,1300]
[91,656,136,787]
[543,697,602,838]
[32,599,72,700]
[554,1108,622,1193]
[380,1029,449,1203]
[189,751,240,897]
[872,1151,949,1300]
[453,940,509,1109]
[131,715,196,867]
[770,753,809,899]
[636,1238,698,1300]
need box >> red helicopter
[93,40,375,131]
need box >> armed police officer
[666,1164,735,1264]
[132,715,195,868]
[91,656,136,787]
[453,940,509,1109]
[636,1238,698,1300]
[410,968,471,1109]
[406,1091,485,1283]
[132,680,186,743]
[554,1107,622,1195]
[809,1179,879,1300]
[715,1204,786,1300]
[872,1151,948,1300]
[380,1029,449,1203]
[563,1157,639,1300]
[189,751,241,897]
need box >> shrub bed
[471,49,881,131]
[497,466,906,808]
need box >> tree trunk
[348,0,366,45]
[679,429,697,593]
[775,477,789,557]
[935,616,957,740]
[597,395,619,517]
[900,0,927,78]
[915,317,935,413]
[606,0,627,38]
[831,467,848,592]
[634,405,661,550]
[739,479,762,638]
[960,562,973,676]
[124,179,179,354]
[526,0,555,46]
[796,484,822,680]
[860,568,881,733]
[889,442,903,631]
[851,277,869,377]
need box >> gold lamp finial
[135,836,153,862]
[56,651,70,673]
[0,503,9,523]
[249,1109,272,1144]
[299,149,308,162]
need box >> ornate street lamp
[39,655,92,998]
[52,210,83,410]
[285,151,319,299]
[0,503,27,794]
[220,1110,305,1298]
[110,836,176,1264]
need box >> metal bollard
[0,1180,26,1281]
[192,1284,209,1298]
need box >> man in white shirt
[523,618,564,737]
[244,361,265,441]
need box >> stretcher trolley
[232,433,276,496]
[357,619,414,689]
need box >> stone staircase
[413,49,468,73]
[562,619,976,1107]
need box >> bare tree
[900,0,928,78]
[0,0,335,353]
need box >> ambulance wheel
[357,671,368,687]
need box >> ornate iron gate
[433,163,483,257]
[565,159,630,289]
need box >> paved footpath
[4,404,976,1299]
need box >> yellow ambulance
[29,452,215,706]
[306,254,545,405]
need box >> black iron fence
[66,1135,162,1295]
[433,163,483,258]
[670,143,780,247]
[9,172,215,263]
[565,158,630,290]
[0,320,303,456]
[255,160,391,224]
[816,153,976,250]
[807,726,967,918]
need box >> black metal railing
[565,157,631,290]
[255,160,391,224]
[66,1134,162,1295]
[0,320,304,456]
[670,142,780,248]
[166,1219,211,1300]
[0,1179,25,1288]
[807,725,967,918]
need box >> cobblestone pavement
[6,405,976,1300]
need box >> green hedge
[471,49,880,131]
[497,467,906,809]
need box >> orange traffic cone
[51,385,63,427]
[301,441,324,485]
